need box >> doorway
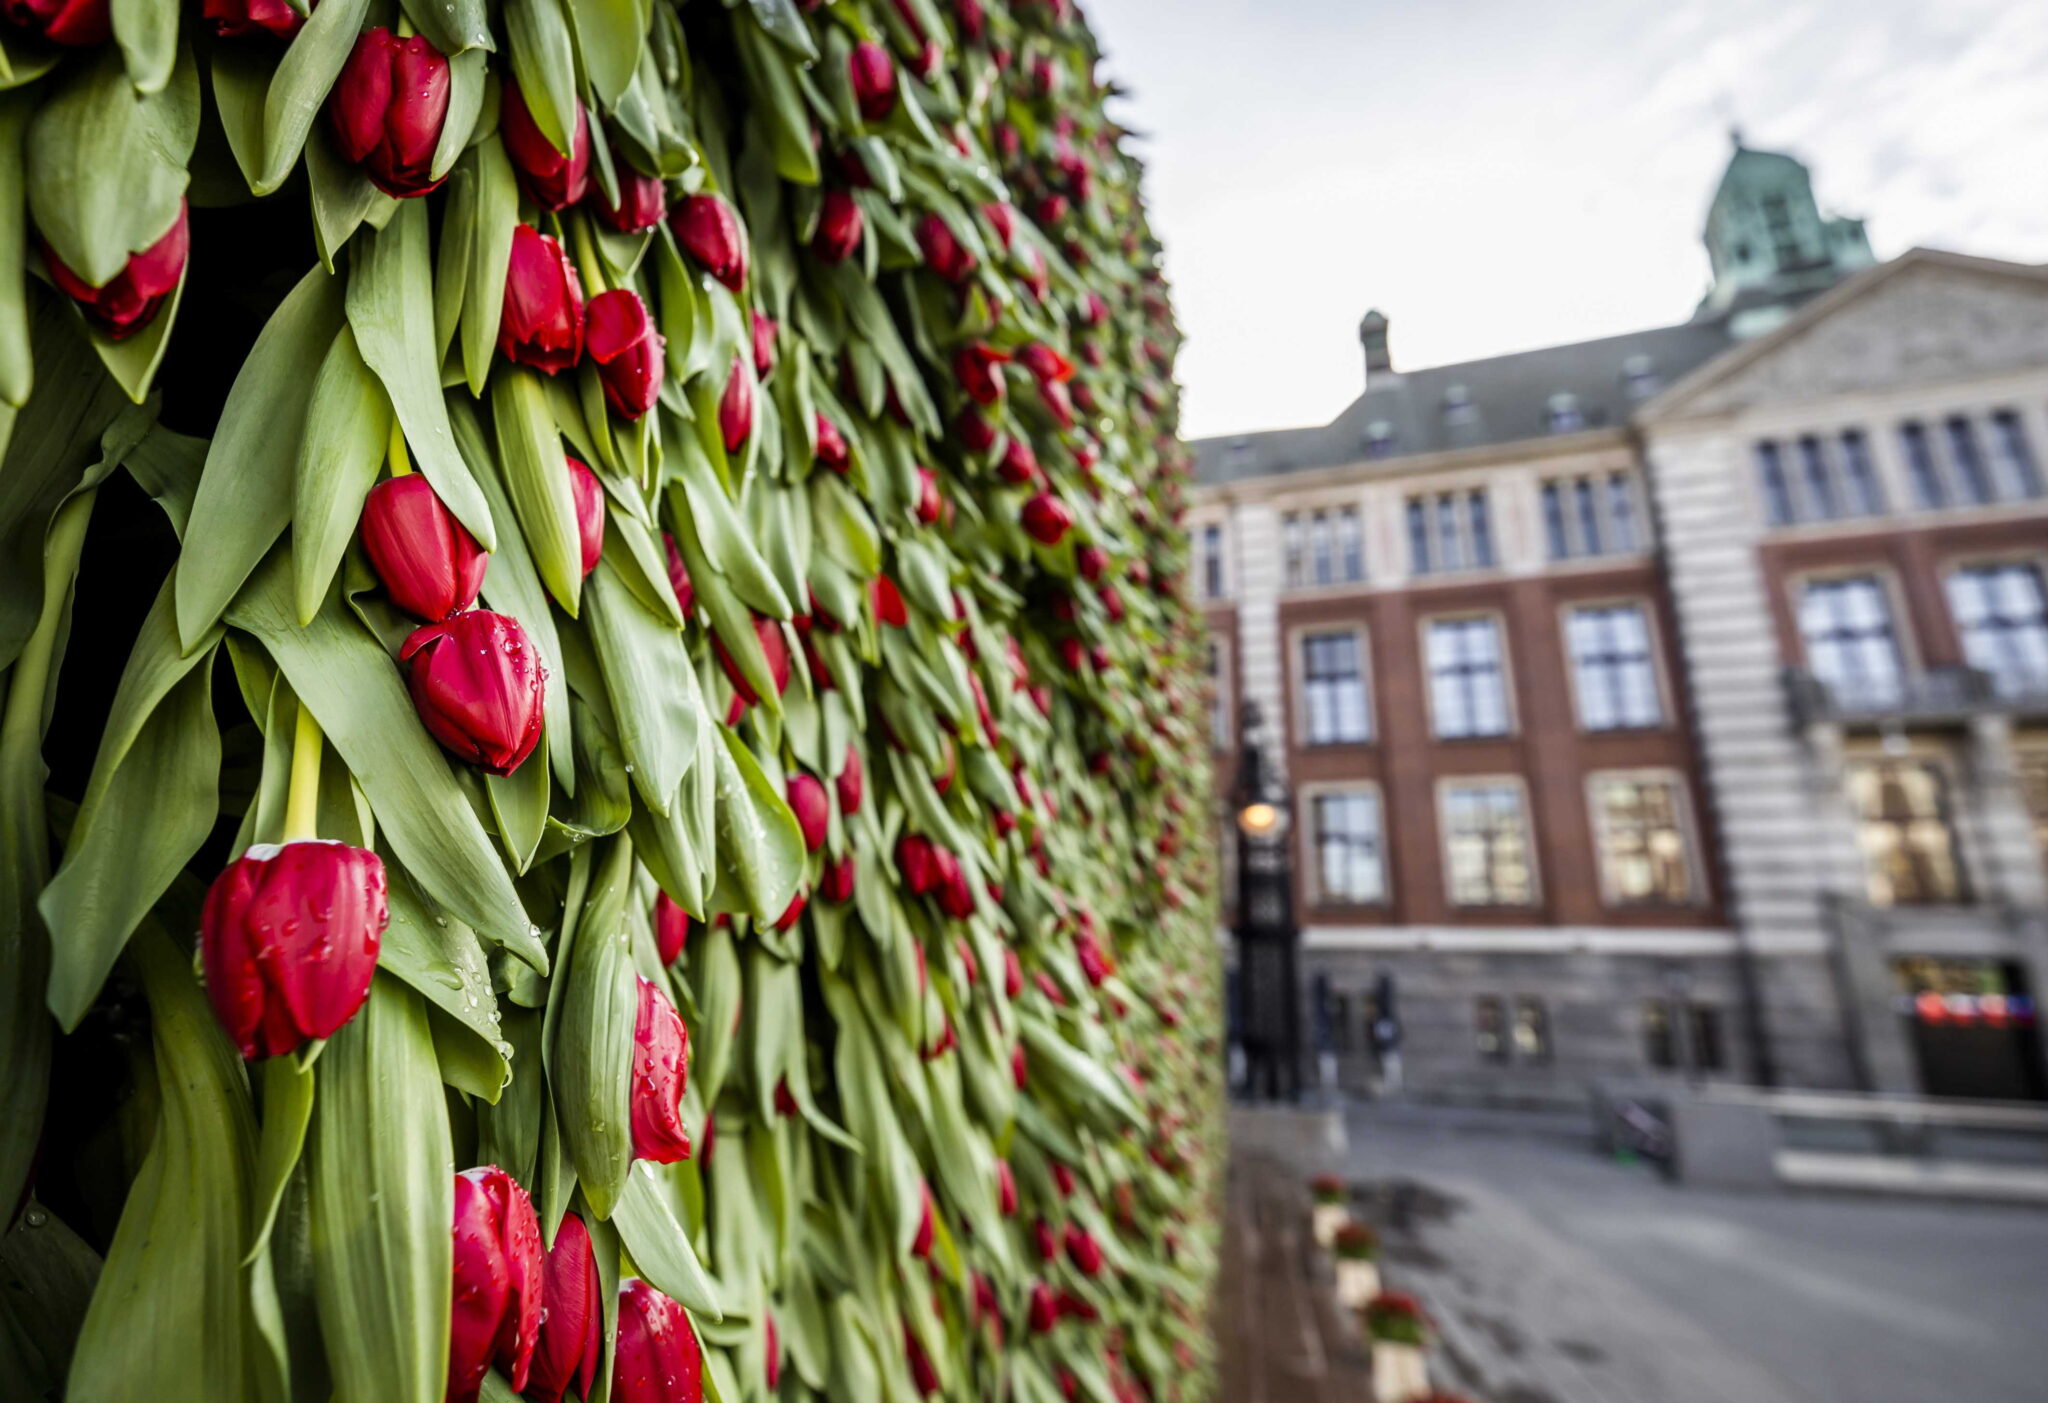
[1892,956,2046,1101]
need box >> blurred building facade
[1191,137,2048,1102]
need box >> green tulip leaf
[711,728,805,923]
[585,552,704,816]
[400,0,492,60]
[111,0,178,94]
[550,835,637,1218]
[566,0,646,108]
[461,135,519,396]
[255,0,374,196]
[292,325,392,624]
[380,862,511,1100]
[492,365,585,614]
[614,1160,723,1318]
[504,0,578,156]
[0,91,33,408]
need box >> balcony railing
[1782,665,2031,729]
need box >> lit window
[1513,998,1552,1064]
[1475,996,1507,1063]
[1313,790,1386,904]
[1591,775,1694,904]
[1567,604,1661,729]
[1427,617,1509,738]
[1799,577,1904,709]
[1442,781,1534,906]
[1300,631,1370,744]
[1846,759,1965,906]
[1947,563,2048,699]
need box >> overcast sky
[1079,0,2048,441]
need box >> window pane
[1444,782,1532,905]
[1513,998,1552,1063]
[1569,604,1661,729]
[1797,435,1840,519]
[1573,479,1602,555]
[1839,430,1885,515]
[1315,791,1385,903]
[1899,422,1945,508]
[1310,510,1334,585]
[1800,578,1903,708]
[1608,474,1639,552]
[1475,997,1507,1063]
[1407,499,1430,574]
[1468,491,1495,567]
[1946,417,1993,506]
[1429,618,1509,738]
[1339,508,1364,581]
[1283,513,1304,588]
[1846,760,1965,905]
[1202,524,1224,599]
[1594,776,1693,903]
[1542,482,1569,560]
[1948,564,2048,698]
[1302,632,1369,743]
[1757,441,1795,524]
[1643,1001,1676,1069]
[1436,496,1462,571]
[1990,411,2043,500]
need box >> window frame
[1205,636,1233,752]
[1420,611,1516,740]
[1290,622,1373,748]
[1436,775,1541,908]
[1789,567,1917,710]
[1199,522,1226,600]
[1943,555,2048,701]
[1842,751,1971,908]
[1406,486,1497,577]
[1584,768,1705,908]
[1299,781,1391,909]
[1560,597,1669,733]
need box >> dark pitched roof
[1191,317,1736,487]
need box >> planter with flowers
[1331,1221,1383,1309]
[1362,1291,1434,1402]
[1309,1172,1350,1248]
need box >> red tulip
[955,407,998,455]
[200,840,386,1060]
[595,164,667,234]
[815,413,850,473]
[896,834,939,896]
[654,891,690,966]
[821,855,856,903]
[997,1159,1018,1217]
[43,201,188,341]
[911,1182,935,1258]
[1034,1217,1058,1263]
[203,0,300,39]
[586,289,664,420]
[1013,1044,1028,1088]
[1082,290,1109,327]
[400,610,547,775]
[718,354,753,452]
[1051,1160,1076,1197]
[912,467,943,526]
[711,613,790,707]
[750,311,777,378]
[630,975,691,1164]
[849,41,898,122]
[1,0,106,42]
[1064,1222,1103,1276]
[1029,1281,1058,1334]
[565,457,605,579]
[670,193,747,292]
[813,189,864,263]
[917,214,976,283]
[327,28,451,197]
[774,890,808,932]
[981,201,1015,250]
[872,576,907,628]
[1003,946,1022,999]
[933,848,974,920]
[500,224,585,373]
[1077,544,1107,581]
[1022,491,1073,546]
[448,1166,545,1403]
[359,474,488,622]
[663,532,694,616]
[764,1310,782,1392]
[905,1324,939,1396]
[835,746,863,815]
[954,0,986,41]
[526,1214,603,1403]
[613,1279,703,1403]
[787,773,829,853]
[954,343,1008,405]
[502,81,591,210]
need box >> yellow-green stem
[388,417,413,476]
[568,211,610,297]
[282,701,323,843]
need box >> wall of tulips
[0,0,1219,1401]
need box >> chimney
[1358,308,1391,385]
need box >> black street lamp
[1230,701,1301,1101]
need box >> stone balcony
[1782,664,2048,731]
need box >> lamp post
[1230,701,1301,1101]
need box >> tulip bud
[500,224,585,373]
[400,610,547,775]
[787,773,829,853]
[200,840,386,1059]
[931,847,974,920]
[613,1279,703,1403]
[3,0,107,43]
[905,1325,939,1396]
[765,1310,782,1392]
[821,854,856,903]
[204,0,300,38]
[912,466,942,525]
[630,975,691,1164]
[327,28,451,197]
[1022,492,1073,546]
[896,834,939,896]
[1029,1281,1058,1334]
[849,40,898,121]
[586,289,664,420]
[527,1213,603,1403]
[1003,947,1023,999]
[43,201,188,341]
[1051,1160,1076,1197]
[812,189,864,263]
[711,613,790,708]
[593,160,666,233]
[997,1160,1018,1217]
[872,576,908,628]
[448,1166,545,1402]
[359,473,489,622]
[917,214,976,283]
[815,413,851,472]
[835,745,863,815]
[997,436,1039,486]
[911,1182,935,1258]
[981,200,1016,250]
[564,457,606,579]
[718,354,753,452]
[654,891,690,966]
[1034,1218,1057,1263]
[663,532,694,616]
[1064,1223,1104,1276]
[955,407,997,455]
[954,343,1008,405]
[502,81,592,210]
[750,311,777,379]
[1013,1043,1028,1088]
[670,193,747,292]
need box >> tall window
[1409,490,1494,574]
[1567,604,1661,729]
[1474,997,1507,1063]
[1205,641,1230,750]
[1757,440,1796,525]
[1313,790,1386,904]
[1757,434,1883,525]
[1300,631,1370,744]
[1200,524,1224,600]
[1900,421,1945,508]
[1846,760,1965,906]
[1513,998,1553,1064]
[1427,617,1510,738]
[1799,576,1904,709]
[1945,416,1994,506]
[1442,781,1534,906]
[2018,750,2048,867]
[1282,508,1364,588]
[1988,410,2044,500]
[1837,430,1886,516]
[1901,412,2044,509]
[1590,775,1695,904]
[1947,563,2048,699]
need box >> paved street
[1316,1102,2048,1403]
